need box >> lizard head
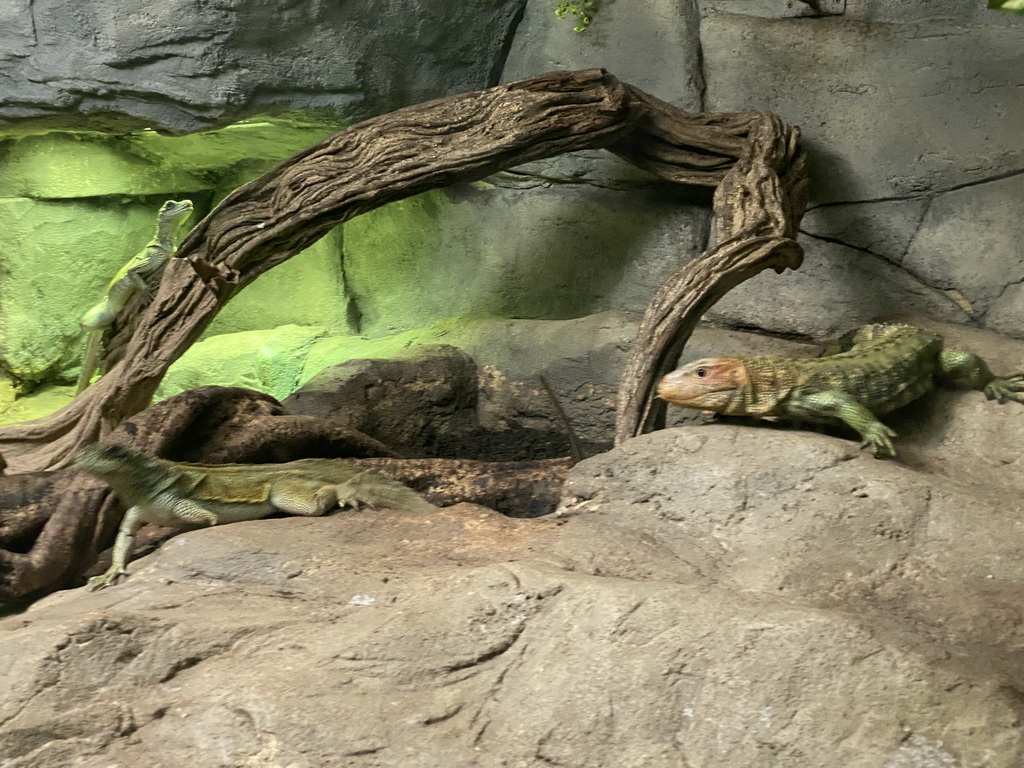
[158,199,193,221]
[157,199,194,237]
[75,444,174,502]
[656,357,748,413]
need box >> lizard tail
[75,330,103,395]
[339,471,439,514]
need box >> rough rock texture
[0,0,528,134]
[503,0,704,112]
[710,231,967,338]
[701,5,1024,337]
[342,185,710,338]
[0,198,167,385]
[284,345,481,457]
[4,347,1024,764]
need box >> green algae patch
[205,227,352,338]
[157,324,330,403]
[0,114,353,390]
[0,118,340,199]
[0,197,172,385]
[0,384,74,426]
[0,133,211,199]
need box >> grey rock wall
[700,4,1024,336]
[1,0,1021,343]
[0,0,528,133]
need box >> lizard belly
[200,498,278,524]
[140,497,275,526]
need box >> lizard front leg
[87,505,145,590]
[87,496,218,590]
[787,390,898,458]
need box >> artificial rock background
[1,0,1022,416]
[3,3,1024,765]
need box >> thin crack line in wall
[692,0,709,113]
[807,167,1024,212]
[797,229,958,303]
[901,196,932,264]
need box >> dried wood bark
[612,104,809,441]
[0,69,643,473]
[0,69,808,603]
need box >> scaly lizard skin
[75,199,194,394]
[75,444,439,590]
[657,323,1024,458]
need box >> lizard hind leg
[269,478,339,516]
[938,348,1024,404]
[168,496,219,526]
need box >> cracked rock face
[699,5,1024,337]
[3,324,1024,765]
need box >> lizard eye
[695,367,707,378]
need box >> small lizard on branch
[76,199,194,394]
[657,323,1024,458]
[75,443,438,590]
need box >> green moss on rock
[0,197,170,385]
[205,227,352,338]
[157,324,330,403]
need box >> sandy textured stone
[4,402,1024,765]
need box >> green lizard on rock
[657,323,1024,458]
[76,199,194,394]
[75,443,438,590]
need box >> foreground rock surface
[3,372,1024,765]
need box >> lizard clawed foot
[859,423,898,459]
[984,374,1024,405]
[87,567,127,591]
[333,472,375,511]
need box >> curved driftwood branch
[0,68,806,473]
[613,109,809,442]
[0,71,808,603]
[0,69,642,473]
